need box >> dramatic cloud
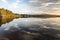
[29,0,60,3]
[0,0,60,14]
[1,0,8,3]
[45,7,60,15]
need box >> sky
[0,0,60,15]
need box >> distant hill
[31,14,60,18]
[20,14,60,18]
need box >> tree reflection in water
[0,12,2,26]
[0,16,18,26]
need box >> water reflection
[0,12,2,26]
[1,18,60,28]
[0,18,60,40]
[0,17,18,26]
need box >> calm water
[0,18,60,30]
[0,18,60,40]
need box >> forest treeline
[0,8,20,19]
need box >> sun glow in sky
[0,0,60,14]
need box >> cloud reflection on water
[0,18,60,40]
[0,18,60,31]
